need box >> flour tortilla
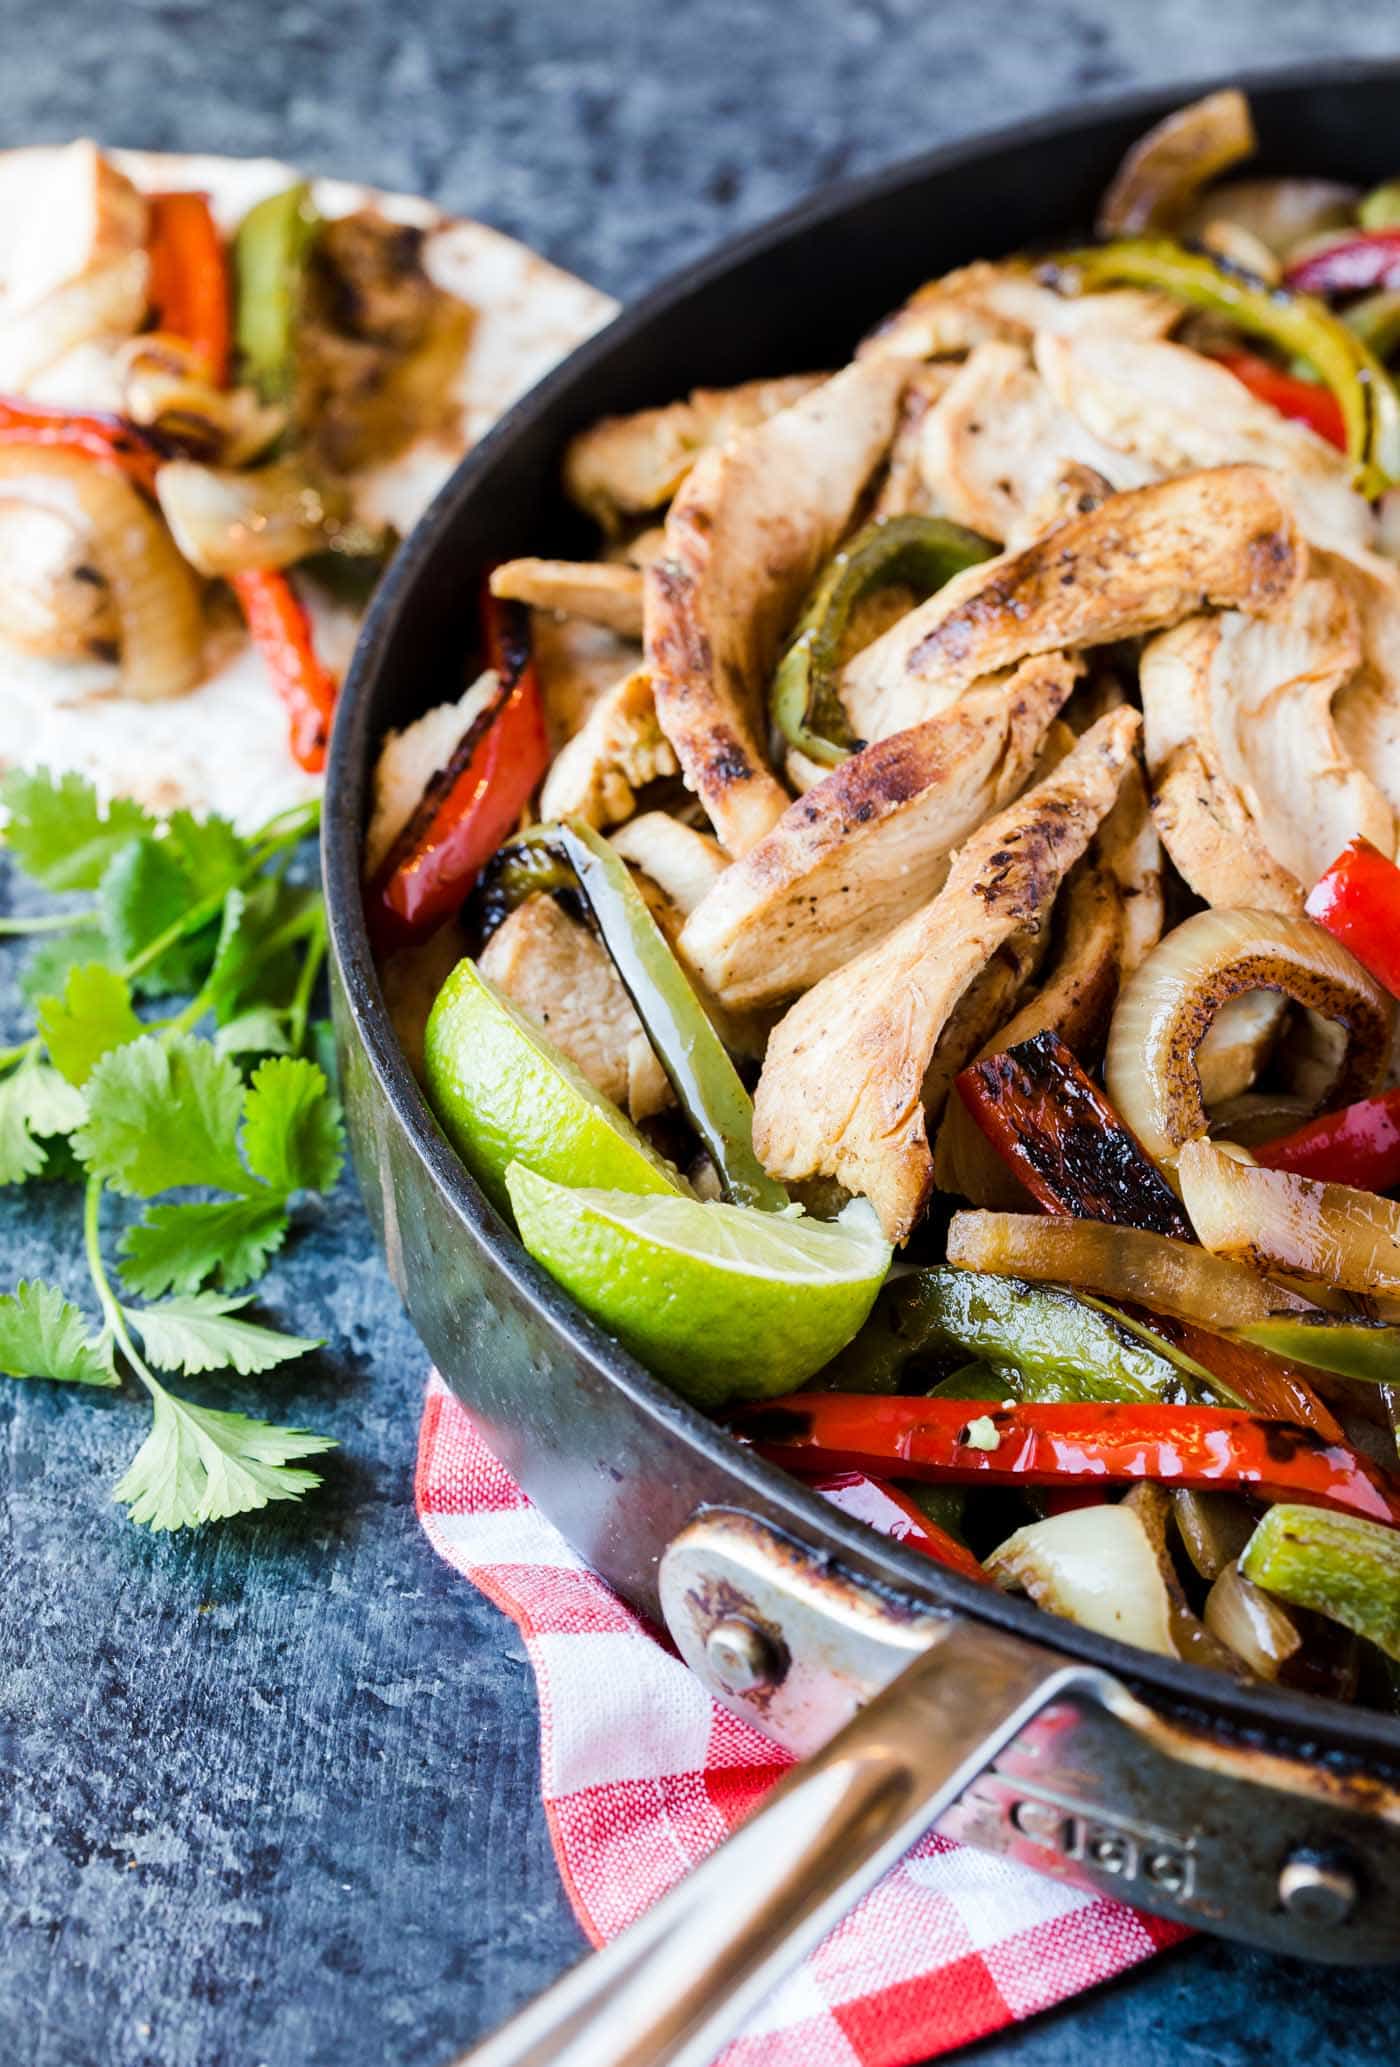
[0,146,616,829]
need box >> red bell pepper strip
[1254,1088,1400,1193]
[739,1395,1400,1529]
[232,568,339,774]
[1306,836,1400,1001]
[809,1470,988,1584]
[146,191,232,387]
[0,395,163,496]
[1215,351,1347,449]
[367,592,549,954]
[1284,231,1400,299]
[954,1033,1344,1440]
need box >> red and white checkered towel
[416,1372,1184,2064]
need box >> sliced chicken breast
[859,261,1179,363]
[538,666,677,829]
[918,340,1153,543]
[608,811,728,917]
[1324,546,1400,836]
[1035,331,1373,554]
[680,653,1080,1008]
[752,706,1139,1240]
[490,558,643,637]
[841,464,1303,743]
[479,893,671,1121]
[646,357,906,856]
[563,372,826,529]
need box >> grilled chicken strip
[490,558,643,638]
[918,341,1152,542]
[933,860,1127,1207]
[533,612,641,745]
[1035,331,1373,554]
[539,667,677,830]
[479,893,671,1122]
[752,707,1140,1241]
[859,261,1179,363]
[646,357,906,856]
[1140,575,1392,911]
[841,464,1303,743]
[680,654,1080,1008]
[563,372,826,530]
[868,363,958,518]
[1324,546,1400,832]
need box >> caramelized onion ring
[1104,907,1393,1169]
[1179,1137,1400,1298]
[0,445,204,700]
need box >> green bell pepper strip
[818,1266,1224,1405]
[1345,290,1400,364]
[234,181,321,403]
[1231,1314,1400,1386]
[472,818,790,1212]
[1360,182,1400,232]
[1049,238,1400,497]
[1241,1502,1400,1660]
[771,514,996,766]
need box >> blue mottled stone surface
[3,5,1400,2061]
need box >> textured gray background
[3,5,1400,2064]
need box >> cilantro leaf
[98,838,212,997]
[74,1034,249,1197]
[0,1060,88,1185]
[0,1280,116,1386]
[1,769,154,890]
[161,811,245,902]
[214,1007,292,1060]
[36,964,143,1086]
[118,1195,290,1297]
[206,878,320,1025]
[242,1057,344,1195]
[114,1385,336,1530]
[127,1291,321,1376]
[20,926,116,1007]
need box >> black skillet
[323,62,1400,2066]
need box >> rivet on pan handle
[450,1600,1095,2067]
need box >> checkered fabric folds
[416,1373,1183,2065]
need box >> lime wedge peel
[423,958,683,1214]
[506,1163,892,1408]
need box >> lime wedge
[506,1162,891,1406]
[423,959,683,1213]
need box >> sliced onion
[0,249,148,389]
[0,445,203,699]
[1097,90,1256,238]
[1172,1487,1255,1581]
[155,457,380,578]
[946,1208,1315,1331]
[1177,177,1359,257]
[1198,218,1281,285]
[1179,1137,1400,1297]
[1209,1090,1314,1149]
[118,334,285,467]
[1105,907,1393,1169]
[1204,1557,1303,1680]
[986,1500,1176,1657]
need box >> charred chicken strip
[680,654,1080,1008]
[646,357,906,855]
[841,465,1304,743]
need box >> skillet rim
[324,56,1400,1771]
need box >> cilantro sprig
[0,770,343,1531]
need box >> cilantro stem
[285,917,327,1055]
[0,1034,41,1073]
[0,908,95,935]
[118,801,322,988]
[83,1177,160,1399]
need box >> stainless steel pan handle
[452,1617,1094,2067]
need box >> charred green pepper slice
[1048,237,1400,496]
[819,1266,1220,1404]
[1232,1313,1400,1385]
[234,181,321,402]
[1241,1503,1400,1660]
[470,817,789,1212]
[771,514,996,767]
